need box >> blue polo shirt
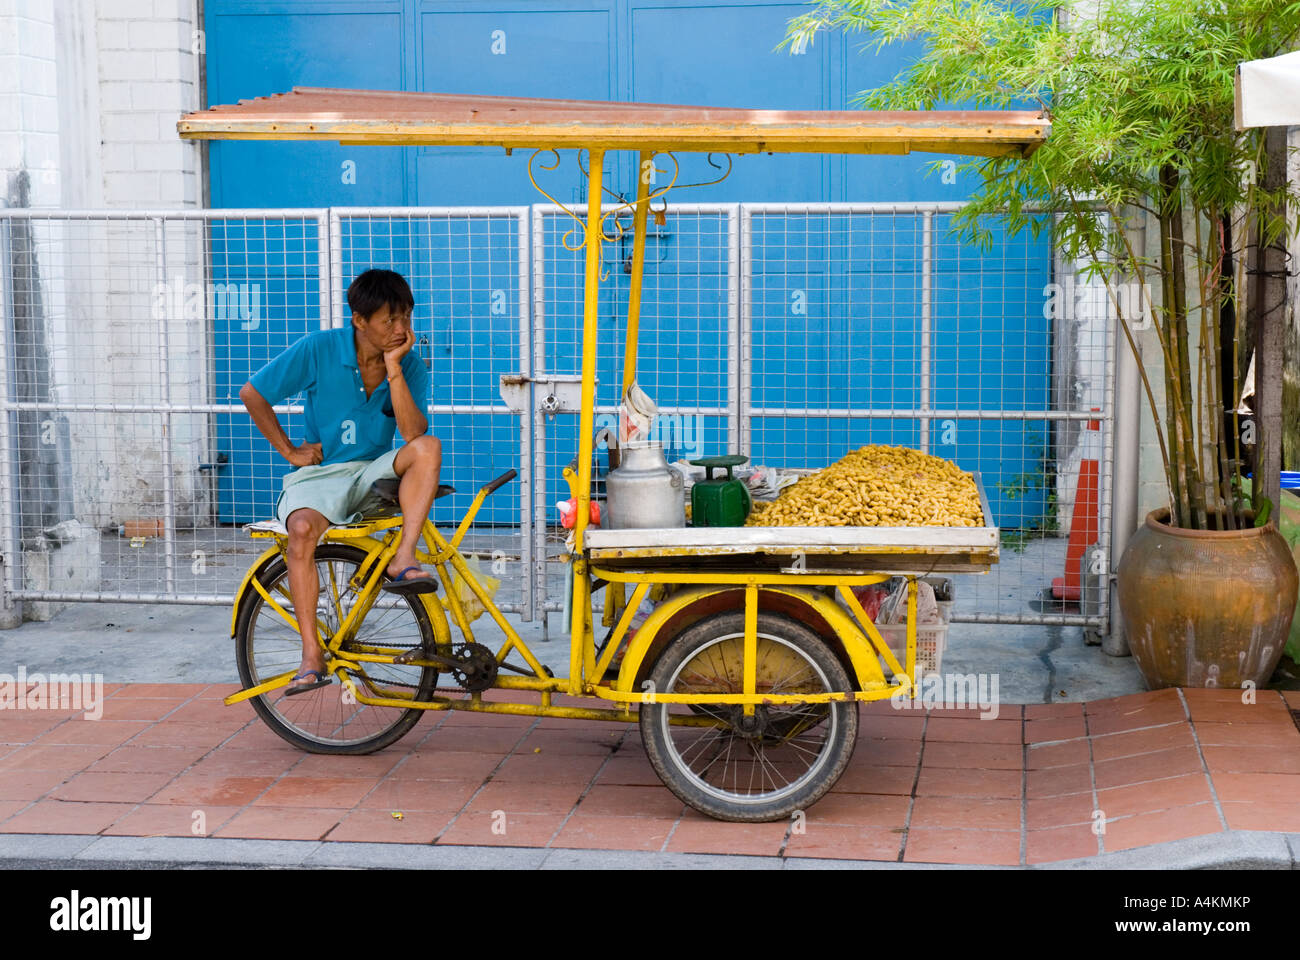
[248,325,431,466]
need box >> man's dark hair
[347,269,414,320]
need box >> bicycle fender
[231,544,286,637]
[613,586,721,694]
[612,584,887,694]
[766,586,888,690]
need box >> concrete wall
[1,0,208,623]
[1129,201,1254,526]
[1130,208,1168,526]
[2,0,203,205]
[96,0,203,207]
[1130,135,1300,525]
[63,0,209,529]
[1,1,61,207]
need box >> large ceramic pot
[1116,508,1299,689]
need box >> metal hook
[595,153,682,238]
[670,152,734,192]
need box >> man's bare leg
[387,434,442,581]
[285,507,332,690]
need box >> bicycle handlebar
[482,469,517,495]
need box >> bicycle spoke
[690,732,735,780]
[748,741,782,791]
[679,724,733,766]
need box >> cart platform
[586,472,999,575]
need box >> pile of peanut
[746,446,983,527]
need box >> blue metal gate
[202,1,1054,589]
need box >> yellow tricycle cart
[179,90,1046,821]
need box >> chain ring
[449,642,499,693]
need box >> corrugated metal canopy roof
[177,87,1049,158]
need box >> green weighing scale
[689,454,752,526]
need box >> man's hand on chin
[384,327,415,372]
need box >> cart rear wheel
[639,610,857,822]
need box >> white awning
[1235,50,1300,129]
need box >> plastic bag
[1274,488,1300,661]
[440,555,501,623]
[619,381,657,445]
[877,578,941,625]
[745,466,802,502]
[848,584,890,622]
[557,498,601,529]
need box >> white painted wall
[97,0,203,208]
[2,0,204,207]
[1,0,62,208]
[1132,217,1171,525]
[2,0,209,620]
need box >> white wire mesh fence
[0,203,1112,631]
[531,203,739,615]
[741,204,1113,627]
[0,209,328,606]
[0,207,533,614]
[330,208,532,617]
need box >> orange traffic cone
[1051,410,1101,602]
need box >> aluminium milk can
[603,441,685,529]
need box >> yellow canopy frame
[180,87,1046,697]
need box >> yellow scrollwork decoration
[585,152,682,241]
[528,148,590,252]
[527,149,734,253]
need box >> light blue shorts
[274,448,402,526]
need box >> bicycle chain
[342,674,497,696]
[336,643,497,697]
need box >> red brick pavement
[2,683,1298,864]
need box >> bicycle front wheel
[235,543,439,754]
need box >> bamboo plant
[785,0,1300,529]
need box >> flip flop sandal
[284,669,333,697]
[382,565,439,596]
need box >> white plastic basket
[872,601,951,679]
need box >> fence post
[0,209,22,627]
[327,209,342,329]
[531,206,548,621]
[919,211,933,454]
[1105,293,1139,656]
[727,203,741,455]
[517,206,533,621]
[154,218,177,596]
[738,205,753,457]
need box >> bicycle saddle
[368,478,456,506]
